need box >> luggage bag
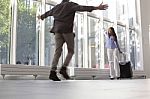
[119,61,133,78]
[119,53,133,78]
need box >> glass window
[86,0,102,17]
[103,0,116,21]
[87,16,100,68]
[0,0,11,64]
[16,0,40,65]
[74,13,84,68]
[49,0,61,4]
[117,25,127,61]
[127,0,136,27]
[116,0,127,22]
[129,29,136,69]
[135,36,142,70]
[44,4,54,66]
[129,29,142,70]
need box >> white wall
[140,0,150,78]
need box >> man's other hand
[96,2,108,10]
[37,15,41,20]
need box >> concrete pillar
[140,0,150,78]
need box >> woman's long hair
[108,27,117,41]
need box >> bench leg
[33,75,37,80]
[72,76,76,80]
[143,75,146,79]
[92,75,96,80]
[2,74,5,80]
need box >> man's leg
[59,33,74,79]
[49,33,65,81]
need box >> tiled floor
[0,79,150,99]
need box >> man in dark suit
[38,0,108,81]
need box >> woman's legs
[113,49,120,78]
[107,48,120,79]
[107,49,115,78]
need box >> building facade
[0,0,150,77]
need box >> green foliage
[0,0,10,47]
[17,0,37,36]
[16,0,38,62]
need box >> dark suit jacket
[40,1,96,33]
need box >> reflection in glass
[44,4,55,66]
[129,29,142,70]
[0,0,11,64]
[117,25,126,53]
[87,16,100,68]
[116,0,127,22]
[129,30,136,69]
[74,13,84,68]
[16,0,40,65]
[103,0,116,21]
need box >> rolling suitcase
[119,53,133,78]
[119,61,133,78]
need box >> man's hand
[37,15,41,20]
[96,2,108,10]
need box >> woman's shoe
[117,77,120,80]
[110,78,115,80]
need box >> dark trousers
[51,33,74,71]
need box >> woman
[105,27,122,80]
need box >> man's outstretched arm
[37,9,53,20]
[72,2,108,12]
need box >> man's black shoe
[59,67,70,80]
[49,71,61,81]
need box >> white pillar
[83,12,89,68]
[10,0,17,64]
[39,0,45,66]
[140,0,150,78]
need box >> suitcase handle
[119,52,126,62]
[119,62,127,65]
